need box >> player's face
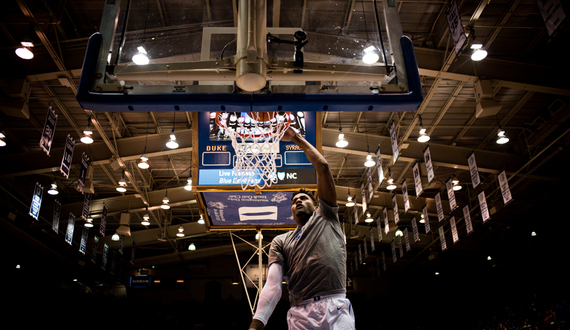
[291,193,315,224]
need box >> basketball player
[248,126,355,330]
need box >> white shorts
[287,293,356,330]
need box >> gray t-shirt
[268,199,346,306]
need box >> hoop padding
[215,112,292,190]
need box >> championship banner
[102,243,109,270]
[424,146,435,183]
[99,204,108,237]
[404,228,411,252]
[411,216,419,243]
[391,241,397,263]
[463,205,474,235]
[375,147,384,184]
[422,204,431,234]
[478,191,491,223]
[52,199,60,233]
[369,228,375,251]
[468,152,481,188]
[498,170,513,205]
[389,121,399,164]
[363,236,368,259]
[353,204,359,226]
[360,182,367,214]
[39,106,58,156]
[60,134,75,179]
[79,225,89,254]
[81,193,92,221]
[450,216,459,244]
[446,178,457,211]
[377,215,383,242]
[91,235,99,263]
[77,153,89,193]
[536,0,567,36]
[392,194,400,224]
[402,179,410,213]
[119,235,125,255]
[413,162,423,197]
[29,182,44,220]
[65,213,75,245]
[367,168,374,202]
[383,207,389,235]
[438,226,448,251]
[435,192,444,222]
[398,235,404,258]
[446,0,468,56]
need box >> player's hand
[248,319,265,330]
[281,126,297,142]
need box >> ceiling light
[346,194,355,207]
[184,178,192,191]
[362,45,380,64]
[496,130,509,144]
[0,132,6,147]
[386,176,397,190]
[471,43,483,50]
[419,213,425,224]
[188,243,196,251]
[111,232,120,241]
[132,45,149,65]
[161,192,170,210]
[197,215,205,225]
[487,256,492,261]
[116,186,127,193]
[365,213,373,223]
[80,134,93,144]
[176,225,185,237]
[364,153,375,167]
[166,129,179,149]
[141,208,150,226]
[395,229,403,237]
[471,48,487,61]
[417,127,430,143]
[531,231,537,237]
[255,232,264,240]
[138,153,149,169]
[336,130,348,148]
[15,46,34,60]
[85,217,94,228]
[47,182,59,195]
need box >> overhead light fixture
[487,256,492,261]
[365,213,373,223]
[452,177,462,191]
[0,132,6,147]
[47,182,59,195]
[471,47,488,61]
[177,225,185,237]
[364,153,375,167]
[386,169,397,190]
[138,153,149,169]
[336,130,348,148]
[15,39,34,60]
[188,243,196,251]
[161,191,170,209]
[184,178,193,191]
[417,115,430,143]
[255,232,264,240]
[116,170,127,192]
[362,45,380,64]
[197,214,205,225]
[132,45,149,65]
[531,231,537,237]
[141,207,150,226]
[395,229,403,237]
[419,213,425,224]
[111,232,120,241]
[346,194,355,207]
[496,129,509,144]
[85,217,94,228]
[166,128,179,149]
[80,117,94,144]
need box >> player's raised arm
[282,127,336,207]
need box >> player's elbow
[314,158,331,175]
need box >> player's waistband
[298,293,346,306]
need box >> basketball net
[215,112,291,190]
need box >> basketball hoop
[215,112,292,190]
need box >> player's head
[291,189,316,225]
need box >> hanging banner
[383,207,389,235]
[353,204,359,226]
[79,226,89,254]
[389,121,399,164]
[102,243,109,270]
[402,179,410,213]
[99,204,108,237]
[391,241,397,263]
[377,215,383,242]
[81,193,92,221]
[468,152,481,188]
[398,235,404,258]
[411,217,419,243]
[360,182,367,214]
[498,170,513,205]
[367,168,374,202]
[29,182,44,220]
[392,194,400,224]
[65,213,75,245]
[357,244,362,264]
[404,228,411,252]
[450,216,459,244]
[375,147,384,184]
[536,0,567,36]
[435,192,444,222]
[463,205,474,235]
[423,204,431,234]
[413,162,423,197]
[446,178,458,211]
[91,235,99,263]
[363,236,368,259]
[60,134,75,179]
[119,235,125,255]
[446,0,468,56]
[438,226,448,251]
[52,199,61,233]
[77,153,89,193]
[382,251,386,271]
[424,146,435,184]
[369,228,375,251]
[478,191,491,223]
[39,106,58,156]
